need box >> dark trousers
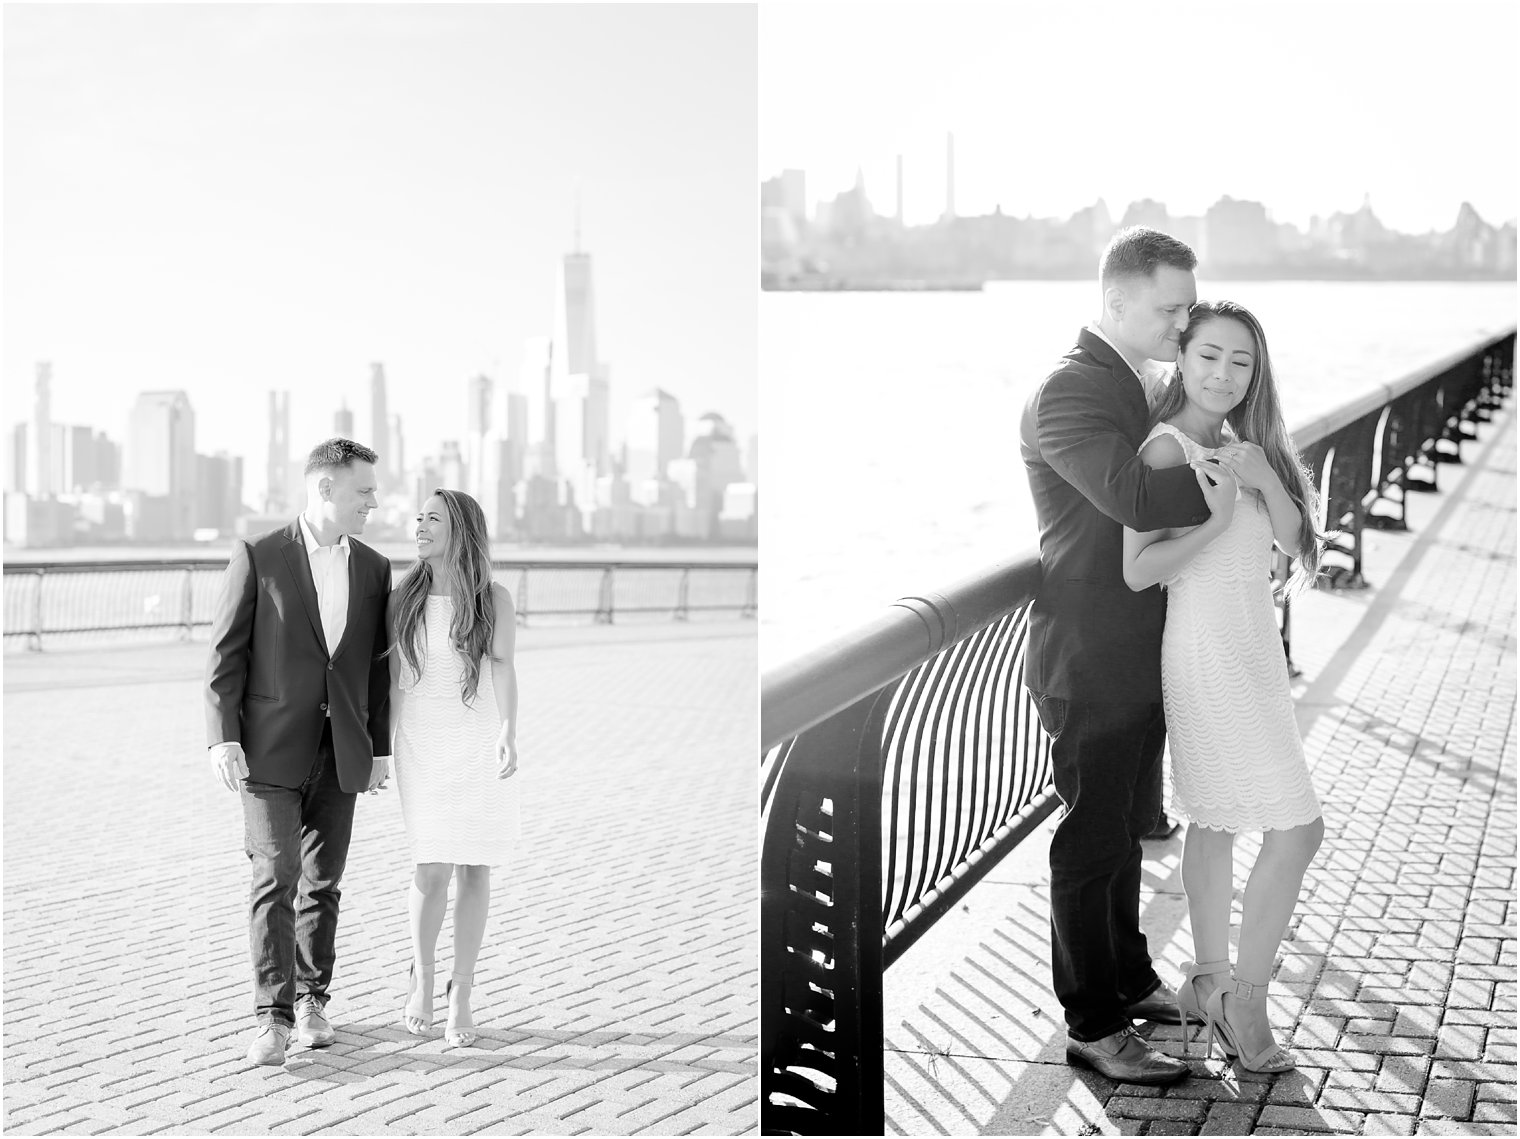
[240,722,356,1027]
[1032,694,1166,1042]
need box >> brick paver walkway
[882,406,1516,1135]
[3,621,757,1135]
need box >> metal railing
[2,557,758,650]
[760,327,1514,1135]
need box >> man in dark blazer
[1020,227,1212,1084]
[206,438,393,1066]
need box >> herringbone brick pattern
[3,621,758,1135]
[883,407,1516,1135]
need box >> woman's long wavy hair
[1150,300,1326,594]
[389,488,497,705]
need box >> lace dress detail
[393,595,521,864]
[1144,422,1321,833]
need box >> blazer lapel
[1077,328,1150,436]
[281,522,330,657]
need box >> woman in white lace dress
[1121,301,1324,1074]
[387,488,519,1047]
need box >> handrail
[762,555,1040,750]
[2,557,757,649]
[761,326,1514,1135]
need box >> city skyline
[4,4,758,512]
[760,1,1517,234]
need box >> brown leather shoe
[1066,1025,1189,1085]
[1126,982,1199,1026]
[295,996,335,1048]
[245,1023,291,1066]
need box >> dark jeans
[240,722,356,1028]
[1032,694,1166,1042]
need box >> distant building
[1204,196,1277,267]
[125,390,196,540]
[551,245,610,480]
[7,423,25,492]
[625,389,684,503]
[465,373,494,502]
[31,362,53,498]
[195,451,243,533]
[718,481,758,542]
[520,336,555,479]
[267,391,291,514]
[437,440,465,491]
[334,401,354,437]
[370,363,390,491]
[669,412,744,537]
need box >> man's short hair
[305,437,379,477]
[1099,226,1197,288]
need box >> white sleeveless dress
[393,595,521,865]
[1144,423,1321,833]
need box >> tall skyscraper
[388,413,405,495]
[370,363,389,490]
[31,362,52,498]
[266,392,290,514]
[125,390,196,539]
[550,228,610,480]
[465,373,494,501]
[334,400,354,438]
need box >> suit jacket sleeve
[367,557,393,756]
[1036,370,1210,531]
[205,538,256,746]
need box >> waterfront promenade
[882,406,1516,1135]
[2,620,757,1135]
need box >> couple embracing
[205,437,521,1066]
[1021,227,1326,1084]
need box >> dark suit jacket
[205,521,393,793]
[1019,329,1211,702]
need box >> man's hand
[367,755,391,794]
[210,742,249,792]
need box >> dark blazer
[205,520,393,793]
[1020,329,1211,702]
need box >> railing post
[596,567,615,624]
[180,566,194,641]
[517,569,530,627]
[744,566,758,619]
[30,568,44,652]
[675,568,690,622]
[762,693,886,1135]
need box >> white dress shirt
[1087,323,1172,409]
[299,514,350,655]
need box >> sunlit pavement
[3,620,757,1135]
[883,408,1515,1136]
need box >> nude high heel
[1175,959,1230,1055]
[445,972,476,1047]
[1203,974,1295,1073]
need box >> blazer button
[327,662,335,671]
[320,702,328,712]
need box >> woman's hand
[1213,441,1275,491]
[496,721,518,779]
[1192,459,1238,526]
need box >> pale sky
[761,0,1517,233]
[4,3,758,506]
